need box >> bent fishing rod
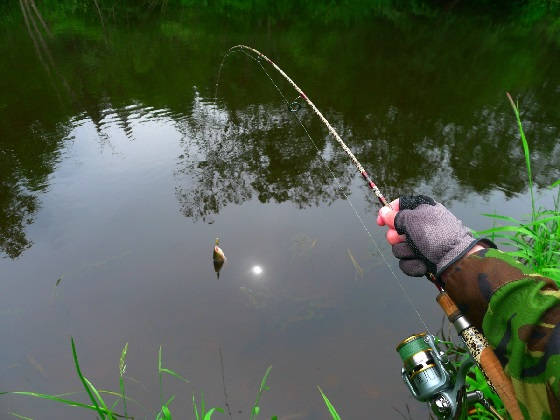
[216,45,521,419]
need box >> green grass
[318,386,342,420]
[435,335,506,419]
[476,93,560,282]
[119,342,129,418]
[1,338,123,419]
[0,338,201,419]
[0,339,291,419]
[465,92,560,417]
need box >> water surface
[1,3,559,418]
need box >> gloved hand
[376,195,495,278]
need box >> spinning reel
[396,332,502,419]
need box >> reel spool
[396,332,474,419]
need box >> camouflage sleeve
[441,247,560,419]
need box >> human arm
[377,196,560,418]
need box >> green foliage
[9,413,33,420]
[317,387,342,420]
[250,365,272,420]
[464,93,560,417]
[193,393,224,420]
[465,367,505,419]
[0,340,288,419]
[475,94,560,283]
[119,342,129,418]
[434,336,506,418]
[0,339,209,419]
[433,88,560,418]
[0,338,121,419]
[156,345,190,417]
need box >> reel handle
[436,292,522,420]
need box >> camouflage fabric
[442,248,560,419]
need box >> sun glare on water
[251,265,263,275]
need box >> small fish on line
[213,238,226,278]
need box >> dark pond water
[1,2,559,419]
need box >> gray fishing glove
[392,195,495,278]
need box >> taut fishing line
[214,45,431,334]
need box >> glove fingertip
[400,195,436,210]
[394,211,407,235]
[392,242,415,259]
[399,259,427,277]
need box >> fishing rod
[216,45,521,419]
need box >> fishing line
[215,46,431,333]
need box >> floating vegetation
[26,355,46,379]
[290,233,318,259]
[346,248,364,279]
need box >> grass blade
[70,337,104,418]
[506,92,535,221]
[84,377,113,419]
[0,391,120,416]
[202,408,224,420]
[159,368,189,383]
[193,394,200,420]
[480,213,522,224]
[250,366,272,420]
[119,342,128,418]
[9,413,32,420]
[317,386,341,420]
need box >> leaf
[203,408,224,420]
[193,394,200,420]
[548,179,560,189]
[10,413,33,420]
[250,366,272,420]
[317,386,341,420]
[506,92,535,219]
[0,392,112,416]
[476,225,532,236]
[70,338,104,418]
[481,213,522,224]
[159,368,189,383]
[83,377,110,416]
[160,405,172,420]
[259,366,272,392]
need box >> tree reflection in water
[1,0,559,258]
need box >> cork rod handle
[436,292,523,420]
